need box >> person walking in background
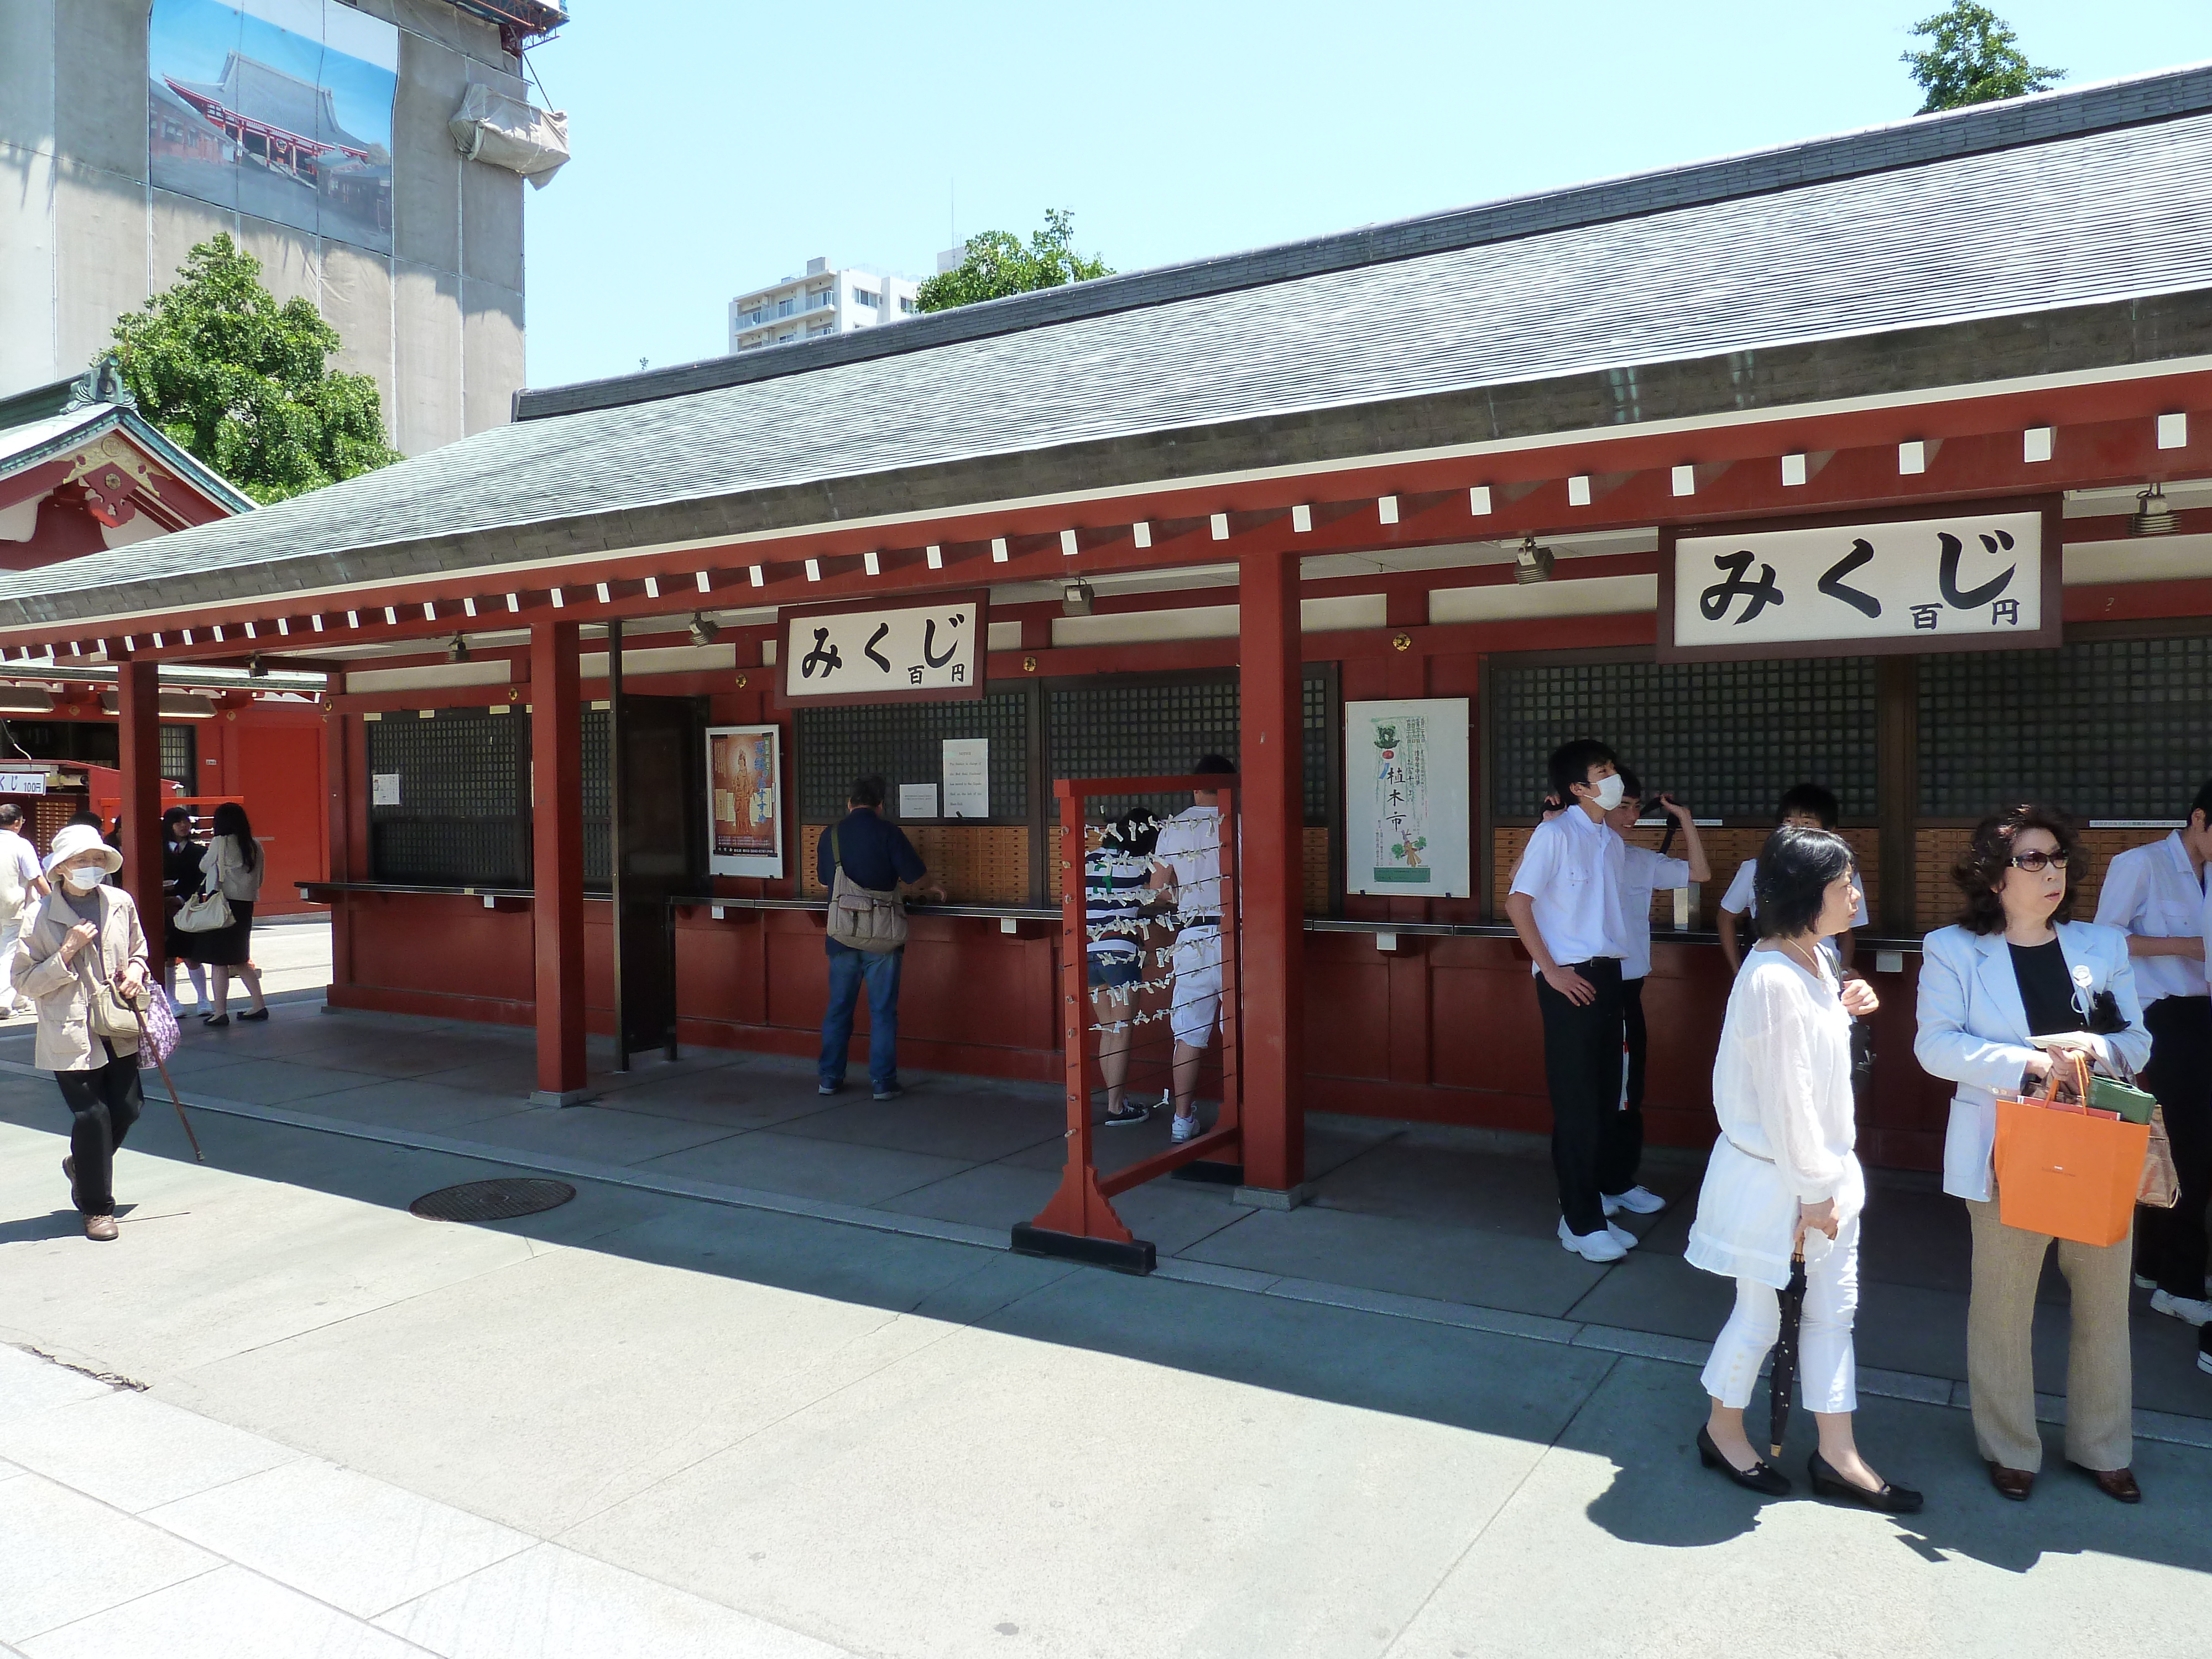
[2094,782,2212,1327]
[1087,808,1162,1126]
[1916,806,2151,1504]
[0,803,50,1019]
[817,775,943,1102]
[1718,784,1867,973]
[1604,768,1712,1219]
[13,823,150,1243]
[1687,826,1913,1509]
[177,801,267,1026]
[159,805,209,1015]
[1505,739,1642,1263]
[1149,755,1237,1145]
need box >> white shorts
[1170,929,1222,1048]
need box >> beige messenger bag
[825,826,906,953]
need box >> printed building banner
[1662,508,2058,659]
[150,0,399,254]
[780,593,987,705]
[1345,699,1471,898]
[707,725,781,878]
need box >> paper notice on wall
[899,784,939,819]
[941,738,989,818]
[1344,698,1470,897]
[372,773,401,806]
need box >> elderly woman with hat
[12,822,151,1242]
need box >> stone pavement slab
[0,1389,299,1513]
[0,1473,220,1646]
[18,1567,431,1659]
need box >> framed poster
[706,724,782,878]
[779,591,988,706]
[1658,499,2062,661]
[1345,698,1470,897]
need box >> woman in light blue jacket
[1915,805,2152,1505]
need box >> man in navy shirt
[817,775,942,1100]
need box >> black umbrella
[1768,1244,1807,1460]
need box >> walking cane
[132,1005,204,1163]
[1767,1242,1807,1460]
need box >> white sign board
[1666,510,2052,657]
[1345,699,1471,897]
[942,738,990,818]
[782,594,986,703]
[899,783,939,820]
[371,772,401,806]
[0,771,46,795]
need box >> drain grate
[409,1178,576,1223]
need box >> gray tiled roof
[5,70,2211,627]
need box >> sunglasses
[2008,851,2069,873]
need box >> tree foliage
[1902,2,2062,114]
[110,233,402,505]
[915,208,1114,313]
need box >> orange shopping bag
[1994,1052,2150,1248]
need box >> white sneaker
[1170,1111,1202,1143]
[1602,1186,1667,1217]
[2150,1289,2212,1327]
[1606,1220,1639,1250]
[2135,1273,2158,1291]
[1558,1217,1626,1264]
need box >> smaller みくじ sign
[1661,505,2058,660]
[780,592,988,705]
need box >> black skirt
[176,898,254,967]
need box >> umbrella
[1768,1243,1807,1459]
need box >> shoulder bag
[174,850,234,933]
[69,899,147,1044]
[825,826,906,954]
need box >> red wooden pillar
[113,659,164,936]
[530,620,587,1103]
[1238,548,1305,1192]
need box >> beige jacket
[203,833,265,903]
[13,886,150,1072]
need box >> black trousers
[2138,995,2212,1298]
[1535,958,1635,1237]
[1619,974,1649,1177]
[54,1047,143,1217]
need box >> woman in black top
[159,806,207,1013]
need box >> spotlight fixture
[246,654,268,679]
[446,635,470,664]
[1512,536,1556,584]
[1062,580,1095,617]
[2131,483,2178,537]
[687,612,721,647]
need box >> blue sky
[519,2,2208,390]
[150,0,396,148]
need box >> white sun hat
[43,822,123,875]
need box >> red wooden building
[0,69,2208,1201]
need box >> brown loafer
[1987,1463,2034,1501]
[2071,1463,2141,1504]
[83,1214,118,1242]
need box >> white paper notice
[942,738,989,818]
[0,770,45,795]
[372,772,402,806]
[899,783,939,820]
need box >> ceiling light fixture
[1062,580,1095,617]
[246,654,268,679]
[2131,483,2178,537]
[1513,536,1556,584]
[688,613,720,647]
[446,635,471,664]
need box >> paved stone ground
[0,997,2205,1655]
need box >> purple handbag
[138,987,180,1069]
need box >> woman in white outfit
[1687,826,1921,1511]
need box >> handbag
[1993,1050,2150,1248]
[174,858,233,934]
[824,826,906,954]
[2081,1050,2177,1207]
[70,934,145,1045]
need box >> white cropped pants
[1699,1213,1861,1415]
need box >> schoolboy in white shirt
[1718,782,1866,973]
[1507,739,1644,1264]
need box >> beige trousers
[1964,1196,2133,1473]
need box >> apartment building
[728,257,920,352]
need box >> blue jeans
[820,941,902,1090]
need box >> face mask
[63,866,103,893]
[1588,774,1625,812]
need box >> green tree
[1902,2,2062,113]
[110,233,401,505]
[915,208,1114,313]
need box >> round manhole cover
[409,1178,576,1223]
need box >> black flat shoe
[1809,1451,1923,1514]
[236,1008,269,1022]
[202,1014,229,1028]
[1697,1425,1791,1496]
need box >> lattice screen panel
[1490,659,1877,821]
[366,708,528,886]
[796,692,1029,823]
[159,724,196,785]
[1919,638,2212,820]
